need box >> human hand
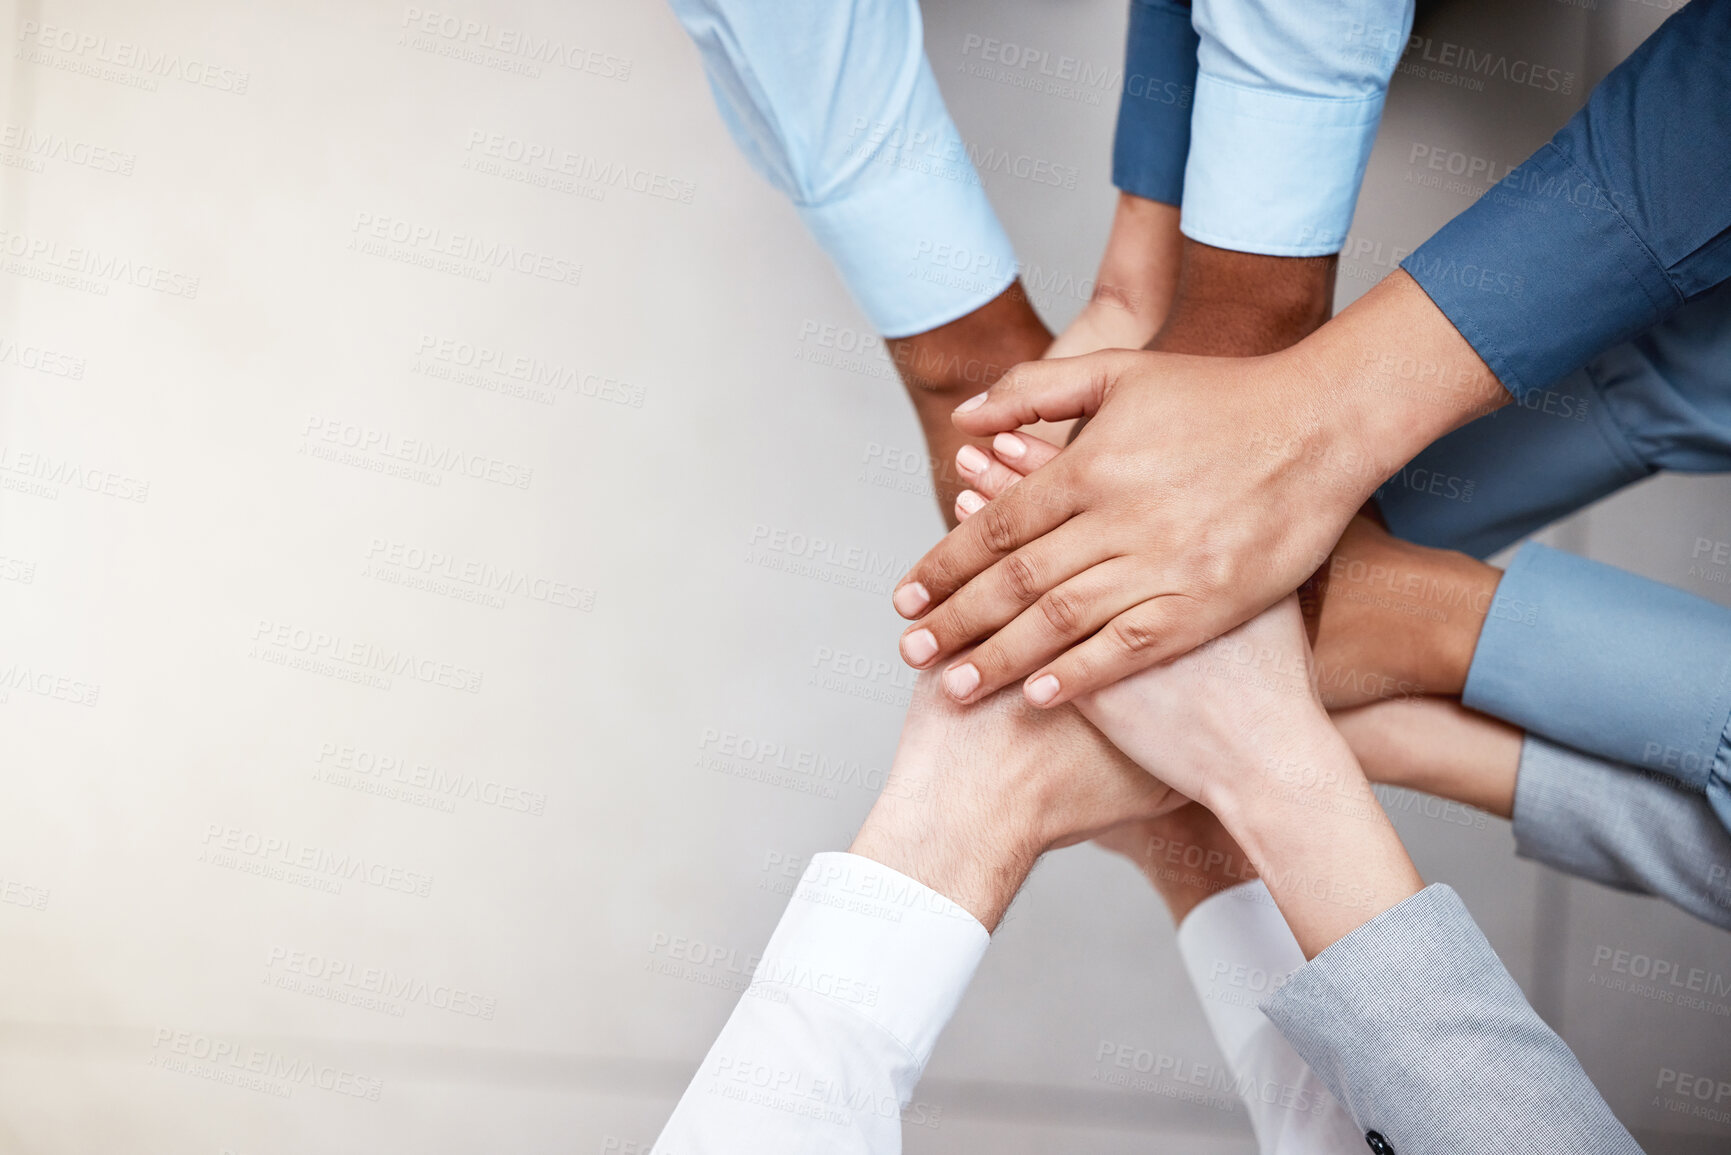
[850,652,1185,931]
[1068,596,1423,957]
[891,272,1508,709]
[1045,193,1181,359]
[955,444,1501,709]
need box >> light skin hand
[848,654,1185,932]
[1073,597,1424,958]
[1334,696,1521,819]
[1046,193,1182,359]
[960,447,1505,709]
[890,270,1509,709]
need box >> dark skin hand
[885,281,1052,526]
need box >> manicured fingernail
[954,392,988,414]
[893,582,930,617]
[901,628,939,666]
[992,432,1025,460]
[956,444,990,475]
[955,490,985,516]
[1025,674,1061,705]
[943,662,981,699]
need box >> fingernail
[893,582,930,617]
[1025,674,1061,705]
[992,432,1025,460]
[956,444,990,475]
[955,490,985,516]
[901,628,939,666]
[943,662,981,700]
[955,392,988,414]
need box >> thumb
[951,350,1135,436]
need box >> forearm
[1291,271,1509,496]
[1332,697,1520,820]
[850,790,1035,934]
[888,282,1051,524]
[1204,724,1423,959]
[1148,240,1336,357]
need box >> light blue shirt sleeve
[669,0,1019,337]
[1181,0,1413,256]
[1466,543,1731,834]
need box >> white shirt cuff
[1175,879,1307,1062]
[755,852,990,1066]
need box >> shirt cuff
[1178,76,1384,256]
[1401,142,1681,400]
[798,56,1019,339]
[1263,884,1639,1155]
[753,852,989,1066]
[1111,0,1199,207]
[1464,542,1731,799]
[1513,734,1731,916]
[1175,880,1303,1062]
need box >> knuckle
[1001,551,1043,606]
[1037,587,1086,636]
[927,602,972,647]
[1110,613,1163,657]
[976,502,1024,556]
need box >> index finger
[892,457,1080,618]
[948,349,1137,437]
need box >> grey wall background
[0,0,1725,1151]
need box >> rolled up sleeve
[670,0,1018,337]
[1402,0,1731,398]
[1464,542,1731,832]
[1112,0,1200,207]
[1179,0,1413,255]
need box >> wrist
[1301,271,1508,488]
[1150,241,1335,357]
[1204,728,1423,957]
[886,280,1050,397]
[1197,718,1353,838]
[1413,552,1500,695]
[849,780,1042,932]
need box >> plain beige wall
[0,0,1724,1151]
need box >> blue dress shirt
[673,0,1416,340]
[1379,279,1731,835]
[1402,0,1731,400]
[1115,0,1413,255]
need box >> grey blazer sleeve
[1263,885,1642,1155]
[1513,735,1731,930]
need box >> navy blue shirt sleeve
[1402,0,1731,400]
[1111,0,1198,206]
